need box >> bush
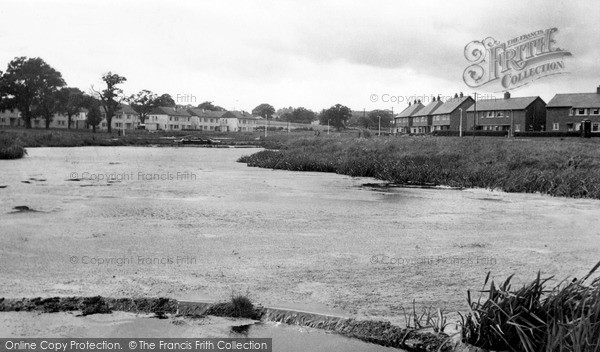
[0,133,27,159]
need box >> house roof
[432,96,474,115]
[413,100,444,117]
[150,106,191,116]
[116,104,138,115]
[547,93,600,108]
[221,111,257,119]
[397,103,424,117]
[187,108,227,118]
[466,96,541,112]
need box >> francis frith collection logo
[463,28,572,91]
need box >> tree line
[0,56,374,133]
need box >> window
[577,108,587,115]
[592,123,600,132]
[102,123,107,127]
[514,124,520,132]
[592,109,600,115]
[0,118,5,123]
[569,109,574,116]
[497,112,504,118]
[552,123,559,131]
[487,111,494,118]
[567,123,574,131]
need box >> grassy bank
[0,128,319,148]
[0,133,27,159]
[238,136,600,199]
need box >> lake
[1,146,599,327]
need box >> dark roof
[187,108,227,118]
[221,111,257,119]
[547,93,600,108]
[466,96,541,112]
[397,103,424,117]
[413,100,444,117]
[116,104,138,115]
[432,96,474,115]
[150,106,191,116]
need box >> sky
[0,0,598,113]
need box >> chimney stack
[504,91,511,99]
[597,85,600,94]
[459,92,464,98]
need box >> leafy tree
[92,72,126,133]
[0,57,65,128]
[85,97,103,133]
[280,112,293,121]
[319,104,352,131]
[155,93,175,107]
[198,101,225,111]
[57,87,86,129]
[290,107,316,124]
[276,106,293,117]
[252,103,275,119]
[361,109,393,129]
[33,86,64,129]
[127,90,159,125]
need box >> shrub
[0,134,27,159]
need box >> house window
[497,112,503,118]
[552,123,559,131]
[567,123,574,131]
[102,123,107,127]
[487,111,494,118]
[569,109,574,116]
[514,124,521,132]
[577,108,586,115]
[592,109,600,115]
[592,123,600,132]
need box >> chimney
[408,102,411,106]
[504,91,511,99]
[459,92,464,98]
[597,85,600,94]
[454,93,458,98]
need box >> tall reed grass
[463,262,600,352]
[238,136,600,199]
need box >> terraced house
[394,100,424,133]
[146,106,192,131]
[546,86,600,133]
[466,92,546,133]
[430,94,474,132]
[410,97,444,133]
[186,109,225,131]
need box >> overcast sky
[1,0,598,113]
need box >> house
[394,101,424,133]
[466,92,546,132]
[431,94,475,131]
[187,109,226,131]
[411,97,444,133]
[546,86,600,132]
[97,104,141,131]
[147,106,192,131]
[0,108,22,127]
[218,111,257,132]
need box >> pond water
[1,146,599,329]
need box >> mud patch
[10,206,39,213]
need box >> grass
[462,261,600,352]
[0,133,27,159]
[238,135,600,199]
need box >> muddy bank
[0,296,177,316]
[0,296,457,351]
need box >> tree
[92,72,126,133]
[127,89,159,125]
[155,93,175,107]
[290,107,316,124]
[33,86,64,129]
[252,103,275,119]
[362,109,393,129]
[85,96,102,133]
[198,101,225,111]
[0,57,65,128]
[57,87,86,129]
[319,104,352,131]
